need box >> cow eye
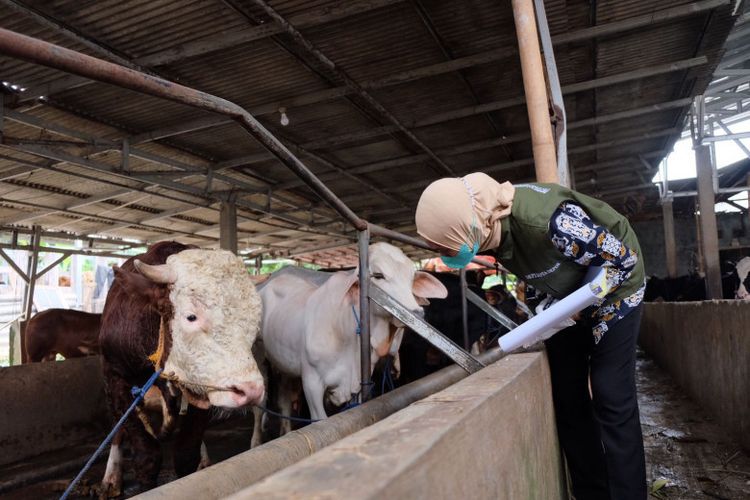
[187,314,197,322]
[372,272,385,280]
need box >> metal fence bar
[369,284,484,374]
[459,268,469,350]
[357,228,373,401]
[465,288,519,332]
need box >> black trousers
[545,303,646,500]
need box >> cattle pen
[0,1,749,499]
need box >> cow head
[120,249,264,409]
[345,243,447,367]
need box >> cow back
[99,241,193,381]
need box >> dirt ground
[638,351,750,499]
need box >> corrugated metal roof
[0,0,741,261]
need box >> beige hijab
[415,172,515,252]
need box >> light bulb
[279,107,289,126]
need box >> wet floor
[638,351,750,499]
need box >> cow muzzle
[208,381,265,408]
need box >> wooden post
[512,0,558,184]
[662,198,678,278]
[695,144,722,299]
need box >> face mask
[440,242,479,269]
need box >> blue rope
[254,404,320,424]
[351,304,361,335]
[60,369,162,500]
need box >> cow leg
[102,369,161,494]
[197,441,211,470]
[100,428,124,498]
[301,371,327,421]
[172,404,211,477]
[277,375,297,436]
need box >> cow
[24,309,101,362]
[98,241,264,496]
[645,260,750,302]
[256,243,447,432]
[731,256,750,300]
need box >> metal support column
[220,200,238,254]
[459,268,469,350]
[695,145,723,298]
[512,0,558,184]
[662,197,678,278]
[533,0,569,186]
[357,228,373,401]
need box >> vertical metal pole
[459,268,470,350]
[219,200,238,254]
[695,144,723,299]
[533,0,569,187]
[22,225,41,363]
[512,0,558,184]
[358,228,372,401]
[662,198,678,278]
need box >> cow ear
[412,271,448,299]
[415,295,430,306]
[114,265,168,303]
[344,273,360,304]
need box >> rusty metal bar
[512,0,558,184]
[0,28,367,231]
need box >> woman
[415,172,646,500]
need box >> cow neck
[148,316,168,370]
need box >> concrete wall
[0,356,107,466]
[632,212,750,278]
[640,302,750,451]
[230,353,565,500]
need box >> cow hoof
[98,480,122,499]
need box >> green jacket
[493,183,644,306]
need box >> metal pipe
[512,0,558,184]
[460,268,469,350]
[357,228,372,402]
[0,28,367,231]
[534,0,569,186]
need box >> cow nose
[229,382,265,407]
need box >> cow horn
[134,260,177,284]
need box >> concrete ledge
[641,301,750,450]
[0,356,107,466]
[230,353,564,500]
[138,349,508,499]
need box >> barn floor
[638,351,750,499]
[0,413,254,499]
[2,353,749,499]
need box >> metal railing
[0,28,497,400]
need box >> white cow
[734,256,750,300]
[255,243,447,434]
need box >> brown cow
[98,241,264,496]
[24,309,101,362]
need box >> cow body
[732,257,750,300]
[24,309,101,362]
[257,243,446,425]
[99,241,264,496]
